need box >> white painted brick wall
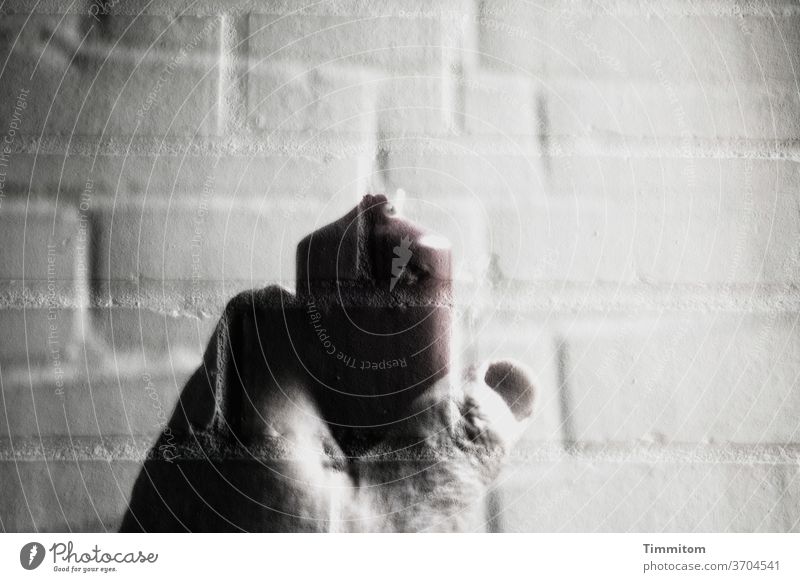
[0,0,798,532]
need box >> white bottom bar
[1,533,798,581]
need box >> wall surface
[0,0,799,532]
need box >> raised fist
[120,196,535,532]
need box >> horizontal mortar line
[3,0,800,17]
[493,283,800,314]
[10,134,800,161]
[0,285,454,312]
[511,441,800,465]
[10,134,376,159]
[489,1,800,17]
[1,358,199,388]
[1,437,799,464]
[0,437,153,462]
[2,283,799,314]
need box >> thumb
[481,359,536,421]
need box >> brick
[248,12,446,73]
[0,367,186,438]
[563,314,800,444]
[489,198,635,283]
[493,458,800,532]
[376,75,451,137]
[476,312,562,442]
[381,149,544,204]
[478,6,800,86]
[0,15,218,137]
[548,157,800,206]
[488,180,800,284]
[0,308,79,369]
[93,14,221,53]
[460,72,536,136]
[0,461,140,531]
[381,149,800,208]
[89,307,213,370]
[8,152,368,205]
[0,201,81,281]
[247,63,376,135]
[542,79,800,140]
[91,198,340,285]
